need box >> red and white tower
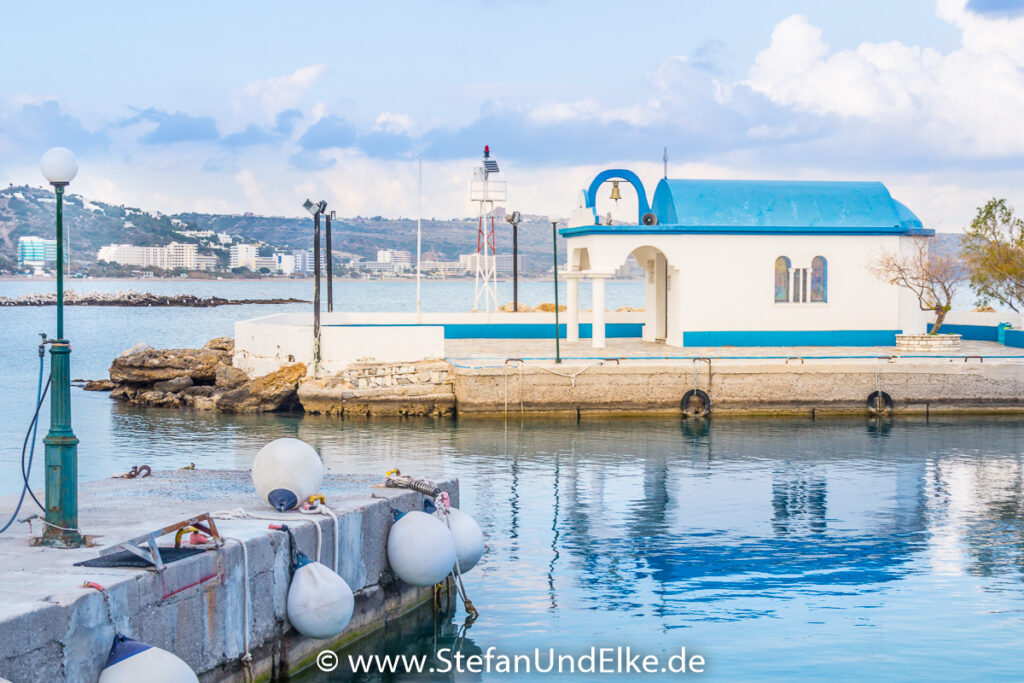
[469,145,506,312]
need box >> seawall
[451,359,1024,416]
[0,470,457,682]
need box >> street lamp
[39,147,83,548]
[303,198,327,374]
[549,216,561,364]
[505,211,521,312]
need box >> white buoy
[98,635,198,683]
[251,438,324,511]
[387,511,457,586]
[435,507,485,573]
[287,552,355,639]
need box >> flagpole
[416,158,422,322]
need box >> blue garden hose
[0,339,51,534]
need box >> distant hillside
[0,185,562,273]
[0,185,196,270]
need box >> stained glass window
[774,256,791,302]
[811,256,827,302]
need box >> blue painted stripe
[560,225,935,237]
[326,322,644,339]
[926,323,1000,342]
[682,330,900,347]
[442,323,643,339]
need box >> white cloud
[373,112,414,134]
[236,65,326,121]
[746,4,1024,156]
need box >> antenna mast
[469,145,506,312]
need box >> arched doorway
[629,246,671,343]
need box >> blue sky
[2,0,1023,227]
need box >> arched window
[810,256,827,302]
[774,256,791,302]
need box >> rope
[502,360,525,420]
[435,493,478,622]
[212,508,324,564]
[1,352,49,535]
[18,513,83,535]
[299,501,339,572]
[533,362,603,388]
[214,508,331,683]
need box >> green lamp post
[39,147,83,548]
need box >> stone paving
[445,338,1024,367]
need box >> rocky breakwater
[90,337,306,413]
[1,290,308,307]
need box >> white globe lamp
[40,147,78,186]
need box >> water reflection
[293,600,485,682]
[15,408,1024,679]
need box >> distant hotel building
[97,242,198,270]
[17,236,57,268]
[459,253,524,274]
[229,244,259,270]
[377,249,412,267]
[421,260,465,276]
[292,249,326,274]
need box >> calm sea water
[2,279,1023,681]
[0,277,641,487]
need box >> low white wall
[234,314,445,376]
[943,310,1022,327]
[235,311,646,377]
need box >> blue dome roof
[650,179,925,233]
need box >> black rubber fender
[866,390,893,417]
[681,388,711,417]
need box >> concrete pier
[446,339,1024,416]
[0,470,457,682]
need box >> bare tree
[870,237,965,333]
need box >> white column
[565,273,581,342]
[591,274,607,349]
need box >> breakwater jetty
[90,337,1024,417]
[0,290,307,307]
[0,469,457,682]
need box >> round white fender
[251,438,324,511]
[98,635,198,683]
[287,553,355,639]
[435,507,485,573]
[387,510,457,586]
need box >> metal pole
[551,219,561,364]
[42,184,82,548]
[313,211,321,375]
[416,158,422,321]
[325,213,333,313]
[512,220,519,312]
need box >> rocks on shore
[0,290,309,307]
[91,339,454,416]
[97,337,306,413]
